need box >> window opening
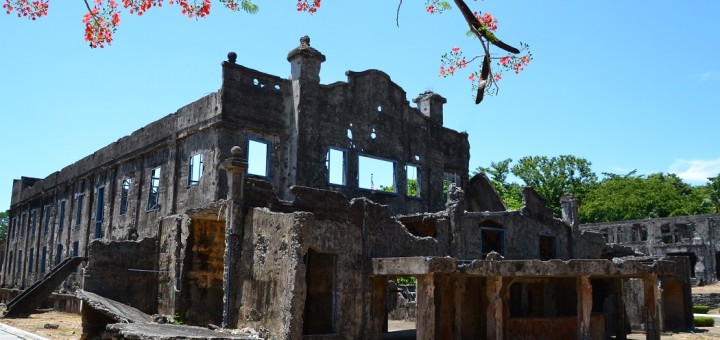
[147,167,161,211]
[28,248,33,274]
[55,245,63,266]
[481,226,505,257]
[406,165,420,197]
[9,218,14,240]
[247,139,269,177]
[95,186,105,239]
[16,250,22,274]
[19,214,25,238]
[75,193,84,226]
[539,235,556,260]
[43,205,51,235]
[40,246,47,274]
[443,172,460,202]
[358,155,395,192]
[72,241,79,273]
[30,210,37,237]
[188,153,204,185]
[326,148,346,186]
[58,200,66,232]
[8,252,12,277]
[119,178,131,215]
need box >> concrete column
[486,276,503,340]
[416,274,434,340]
[577,276,592,340]
[221,146,247,328]
[643,274,660,340]
[614,279,627,340]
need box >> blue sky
[1,0,719,210]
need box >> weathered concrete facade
[2,37,693,339]
[581,214,720,285]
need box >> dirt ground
[2,283,720,340]
[0,307,81,339]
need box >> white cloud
[668,158,720,184]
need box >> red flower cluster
[438,46,468,77]
[177,0,211,18]
[497,49,532,75]
[3,0,49,20]
[424,0,449,14]
[82,0,120,48]
[122,0,161,16]
[296,0,320,13]
[473,11,497,31]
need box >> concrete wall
[83,238,159,314]
[581,214,720,284]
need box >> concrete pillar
[221,146,247,328]
[416,274,436,340]
[577,276,592,340]
[643,274,660,340]
[614,279,627,340]
[486,276,503,340]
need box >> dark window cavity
[358,155,396,192]
[326,148,346,186]
[406,164,420,197]
[43,205,51,235]
[28,248,33,274]
[147,167,161,211]
[40,246,47,274]
[75,193,84,226]
[30,210,37,237]
[539,235,556,261]
[16,250,22,274]
[481,227,505,257]
[55,244,63,266]
[95,186,105,239]
[188,153,204,185]
[58,200,66,232]
[119,178,131,215]
[247,139,270,177]
[19,214,25,238]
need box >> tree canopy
[0,210,8,241]
[475,156,715,224]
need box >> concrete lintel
[372,257,456,276]
[461,259,670,278]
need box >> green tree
[0,210,8,241]
[579,173,711,223]
[704,174,720,213]
[511,155,597,217]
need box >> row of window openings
[8,242,78,276]
[8,154,205,241]
[247,140,459,199]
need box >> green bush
[694,305,711,314]
[695,316,715,327]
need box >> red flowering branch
[3,0,49,20]
[296,0,319,13]
[430,0,532,104]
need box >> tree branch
[396,0,402,27]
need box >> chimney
[413,91,446,125]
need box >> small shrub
[695,316,715,327]
[694,305,711,314]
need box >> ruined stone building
[581,214,720,286]
[1,37,693,339]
